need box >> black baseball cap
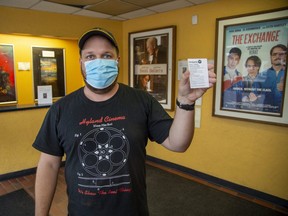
[78,27,119,53]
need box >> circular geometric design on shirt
[110,151,125,165]
[94,130,110,144]
[78,127,130,177]
[97,160,112,174]
[109,135,125,149]
[81,139,97,153]
[82,153,98,167]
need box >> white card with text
[188,58,209,89]
[37,85,53,105]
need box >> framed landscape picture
[32,47,66,102]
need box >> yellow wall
[0,108,47,173]
[122,0,288,200]
[0,0,288,201]
[0,6,124,81]
[0,6,123,175]
[0,34,82,104]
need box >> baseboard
[146,155,288,212]
[0,167,37,182]
[1,157,287,212]
[0,161,66,182]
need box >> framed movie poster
[32,47,66,101]
[0,44,17,105]
[129,26,176,110]
[214,8,288,125]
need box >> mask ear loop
[116,57,120,65]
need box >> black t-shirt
[33,83,173,216]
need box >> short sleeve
[147,96,173,144]
[32,105,64,156]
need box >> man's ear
[79,58,86,77]
[116,56,121,64]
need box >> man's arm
[162,64,216,152]
[35,152,62,216]
[162,105,195,152]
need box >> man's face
[79,36,119,92]
[271,47,286,67]
[141,75,150,87]
[146,39,155,55]
[227,53,240,70]
[146,44,155,55]
[80,36,118,77]
[246,60,259,77]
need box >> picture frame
[32,47,66,102]
[0,44,17,105]
[213,8,288,125]
[129,26,176,110]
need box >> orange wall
[0,0,288,201]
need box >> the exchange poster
[221,18,288,116]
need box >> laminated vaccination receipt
[188,58,209,89]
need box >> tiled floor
[0,167,68,216]
[0,163,287,215]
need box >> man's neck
[226,66,237,77]
[83,83,119,102]
[272,65,283,74]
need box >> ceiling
[0,0,215,21]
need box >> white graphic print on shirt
[76,117,131,196]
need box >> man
[143,37,168,101]
[222,47,243,109]
[33,27,216,216]
[144,37,167,64]
[136,74,151,91]
[254,44,286,113]
[241,56,262,110]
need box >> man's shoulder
[235,69,242,76]
[259,67,274,78]
[119,83,148,94]
[52,88,83,107]
[118,83,154,102]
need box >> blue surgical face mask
[84,59,118,89]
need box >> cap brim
[78,28,118,53]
